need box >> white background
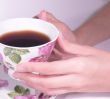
[0,0,109,30]
[0,0,110,99]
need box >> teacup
[0,18,59,72]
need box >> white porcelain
[0,18,59,70]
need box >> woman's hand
[13,38,110,95]
[35,10,77,43]
[34,11,77,61]
[12,11,110,95]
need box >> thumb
[37,10,47,21]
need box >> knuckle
[75,57,87,73]
[42,63,55,74]
[73,78,85,89]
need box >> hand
[35,10,77,43]
[13,38,110,95]
[34,11,77,61]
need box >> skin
[75,3,110,45]
[13,3,110,95]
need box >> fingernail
[33,15,39,19]
[8,69,21,81]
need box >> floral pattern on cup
[39,43,55,56]
[29,42,55,62]
[0,18,59,99]
[3,47,30,64]
[29,55,48,62]
[3,65,8,74]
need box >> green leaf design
[14,85,25,94]
[13,49,30,55]
[8,85,31,98]
[8,92,20,98]
[23,88,30,95]
[4,47,13,56]
[9,53,21,64]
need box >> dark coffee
[0,30,50,47]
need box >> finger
[53,45,77,59]
[33,11,102,56]
[46,87,84,95]
[36,10,76,43]
[13,72,73,95]
[48,50,63,62]
[13,72,70,95]
[16,57,84,75]
[13,72,46,91]
[57,36,106,56]
[37,10,59,23]
[37,10,65,31]
[48,48,70,61]
[33,15,39,19]
[13,72,81,89]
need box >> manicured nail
[8,69,21,81]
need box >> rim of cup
[0,18,59,49]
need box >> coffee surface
[0,30,50,47]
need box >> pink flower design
[39,43,55,56]
[3,65,8,74]
[29,42,55,62]
[29,55,48,62]
[38,93,51,99]
[3,62,14,74]
[0,79,8,88]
